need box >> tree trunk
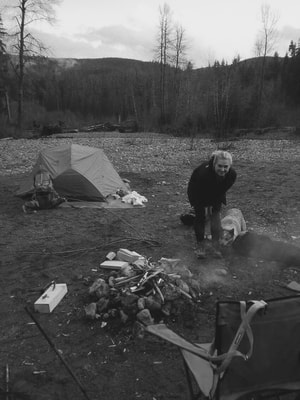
[5,91,11,123]
[17,0,26,130]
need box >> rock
[121,294,139,315]
[188,278,201,292]
[132,321,145,339]
[162,285,181,301]
[215,268,228,276]
[175,278,190,293]
[158,258,181,274]
[121,265,135,277]
[96,297,110,313]
[119,309,129,324]
[136,309,154,326]
[145,295,161,311]
[286,281,300,292]
[102,313,110,320]
[108,276,115,287]
[161,301,172,316]
[171,264,193,279]
[137,297,146,310]
[84,303,98,319]
[188,287,199,300]
[89,278,110,299]
[108,308,118,318]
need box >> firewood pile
[84,249,201,332]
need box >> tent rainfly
[16,143,128,201]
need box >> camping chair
[145,295,300,400]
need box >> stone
[120,265,135,277]
[145,295,161,311]
[121,293,139,315]
[84,303,98,319]
[96,297,110,313]
[108,276,115,287]
[119,309,129,324]
[215,268,228,276]
[158,258,181,274]
[162,285,181,301]
[132,321,145,339]
[108,308,118,318]
[136,309,154,326]
[175,278,190,294]
[287,281,300,292]
[188,278,201,292]
[161,301,172,316]
[137,297,146,310]
[89,278,110,299]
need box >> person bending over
[187,150,237,258]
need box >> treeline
[3,51,300,136]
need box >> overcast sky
[7,0,300,67]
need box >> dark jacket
[187,158,236,208]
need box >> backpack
[34,170,54,192]
[33,170,58,209]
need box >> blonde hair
[212,150,232,166]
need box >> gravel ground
[0,133,299,176]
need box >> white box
[117,249,141,263]
[34,283,68,313]
[100,260,129,270]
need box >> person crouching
[187,150,237,258]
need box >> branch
[21,237,161,256]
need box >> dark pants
[193,204,222,243]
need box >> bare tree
[255,3,278,57]
[4,0,60,130]
[154,3,173,124]
[254,3,279,126]
[172,24,188,70]
[154,3,189,127]
[212,61,232,139]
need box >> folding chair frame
[145,295,300,400]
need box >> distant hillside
[4,53,300,135]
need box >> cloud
[78,25,152,47]
[31,25,155,61]
[276,25,300,56]
[279,25,300,43]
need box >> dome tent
[16,144,128,201]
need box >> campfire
[84,249,201,332]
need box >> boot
[206,241,223,259]
[194,242,207,259]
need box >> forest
[1,50,300,138]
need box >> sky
[4,0,300,68]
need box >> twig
[24,307,93,400]
[103,208,148,241]
[178,288,193,300]
[152,280,165,304]
[114,275,142,287]
[21,236,160,255]
[5,364,9,400]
